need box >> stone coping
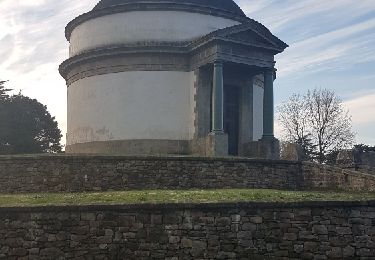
[0,153,300,165]
[303,161,375,179]
[1,200,375,213]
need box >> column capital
[213,60,224,66]
[263,67,277,81]
[263,67,275,74]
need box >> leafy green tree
[0,82,62,154]
[295,134,318,160]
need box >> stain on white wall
[67,71,196,145]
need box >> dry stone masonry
[337,150,375,176]
[1,155,375,259]
[0,155,374,194]
[1,201,375,259]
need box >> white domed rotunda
[60,0,288,157]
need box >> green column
[212,60,224,133]
[263,69,274,138]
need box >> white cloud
[343,91,375,145]
[345,92,375,126]
[276,17,375,77]
[235,1,375,82]
[237,0,274,15]
[0,0,97,145]
[241,0,375,34]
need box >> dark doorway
[224,85,240,156]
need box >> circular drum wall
[69,11,239,56]
[66,71,196,154]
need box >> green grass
[0,189,374,207]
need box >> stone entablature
[0,155,374,194]
[1,201,375,259]
[60,23,284,86]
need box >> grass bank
[0,189,374,207]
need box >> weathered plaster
[67,71,195,146]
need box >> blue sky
[0,0,374,146]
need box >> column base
[206,132,228,157]
[243,137,280,160]
[259,137,280,160]
[280,142,306,161]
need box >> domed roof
[66,0,248,40]
[93,0,246,17]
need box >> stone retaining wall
[0,155,374,193]
[1,201,375,259]
[302,163,375,192]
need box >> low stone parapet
[0,154,374,193]
[0,155,301,193]
[301,162,375,192]
[337,149,375,174]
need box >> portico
[206,61,277,157]
[189,23,286,158]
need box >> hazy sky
[1,0,374,146]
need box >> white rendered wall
[69,11,239,56]
[253,85,264,141]
[67,71,196,145]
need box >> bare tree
[278,89,355,163]
[278,94,316,159]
